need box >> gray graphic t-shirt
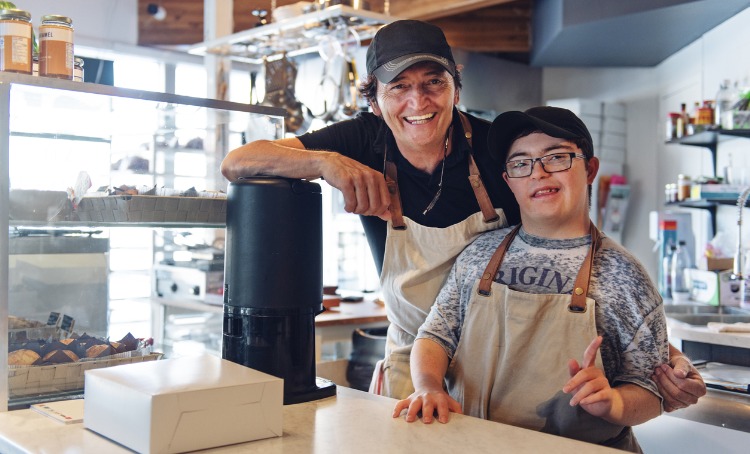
[418,226,669,396]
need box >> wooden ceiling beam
[432,3,532,53]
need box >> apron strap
[478,224,521,296]
[384,161,406,230]
[569,221,602,312]
[384,111,498,230]
[459,112,499,224]
[477,221,603,313]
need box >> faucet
[733,186,750,280]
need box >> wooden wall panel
[137,0,531,55]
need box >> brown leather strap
[569,221,602,312]
[384,161,406,230]
[477,222,603,314]
[459,112,499,224]
[478,224,521,296]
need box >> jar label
[39,26,73,43]
[0,21,32,38]
[0,22,32,73]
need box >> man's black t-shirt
[297,109,521,274]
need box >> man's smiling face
[372,61,459,152]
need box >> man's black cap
[366,20,456,84]
[487,106,594,164]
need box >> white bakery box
[84,354,283,453]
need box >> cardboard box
[84,355,283,454]
[705,257,734,271]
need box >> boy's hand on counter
[652,357,707,412]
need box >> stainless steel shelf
[188,5,395,63]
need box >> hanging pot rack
[188,5,395,64]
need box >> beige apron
[447,224,641,452]
[370,113,507,399]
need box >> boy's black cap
[487,106,594,164]
[366,20,456,84]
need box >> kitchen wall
[542,6,750,280]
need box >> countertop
[0,386,621,454]
[2,386,750,453]
[667,318,750,349]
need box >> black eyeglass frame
[504,152,587,178]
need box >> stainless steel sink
[664,304,750,315]
[667,313,750,326]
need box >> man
[222,20,520,399]
[220,20,704,407]
[392,107,671,451]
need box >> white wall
[542,6,750,281]
[20,0,138,46]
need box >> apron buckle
[567,304,587,313]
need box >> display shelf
[1,73,285,412]
[666,128,750,176]
[188,5,395,63]
[665,128,750,233]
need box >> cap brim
[487,111,580,164]
[373,53,456,83]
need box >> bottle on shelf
[661,242,676,298]
[680,103,690,136]
[670,240,692,303]
[677,174,691,202]
[715,79,733,127]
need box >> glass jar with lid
[73,56,83,82]
[39,14,74,80]
[0,8,33,74]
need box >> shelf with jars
[665,129,750,233]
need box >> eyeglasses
[504,152,586,178]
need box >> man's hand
[320,153,391,218]
[652,356,706,412]
[563,336,623,420]
[392,388,463,424]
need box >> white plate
[705,362,750,384]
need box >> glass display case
[0,72,285,411]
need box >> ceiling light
[147,3,167,21]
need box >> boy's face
[502,132,599,238]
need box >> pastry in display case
[0,72,285,410]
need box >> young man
[393,107,669,452]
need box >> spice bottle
[677,174,691,201]
[0,8,33,74]
[39,14,74,79]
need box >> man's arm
[653,342,706,412]
[392,338,462,424]
[221,138,390,217]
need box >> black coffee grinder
[223,177,336,404]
